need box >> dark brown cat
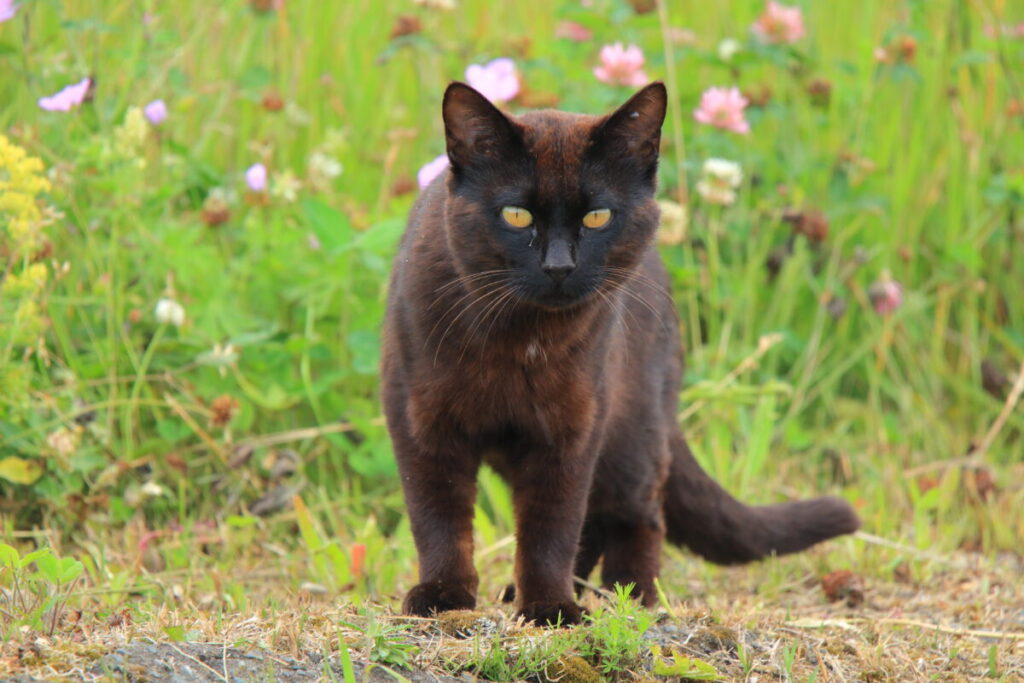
[381,81,859,626]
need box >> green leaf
[0,543,20,568]
[238,65,271,90]
[164,625,187,642]
[19,549,52,571]
[347,330,380,375]
[60,558,84,583]
[303,198,352,253]
[34,552,59,583]
[0,456,44,485]
[651,645,724,679]
[226,514,257,528]
[156,418,191,444]
[951,51,993,68]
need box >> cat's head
[439,82,666,310]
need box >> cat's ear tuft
[443,82,524,171]
[592,82,667,180]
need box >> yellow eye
[583,208,612,229]
[501,206,533,228]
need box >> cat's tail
[662,432,860,564]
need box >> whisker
[456,284,518,365]
[430,279,511,365]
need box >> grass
[1,0,1023,679]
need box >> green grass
[1,0,1023,679]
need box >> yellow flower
[1,135,54,349]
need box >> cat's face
[440,83,666,310]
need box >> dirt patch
[86,642,464,682]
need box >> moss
[692,624,739,653]
[436,610,496,638]
[542,655,604,683]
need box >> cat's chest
[414,341,598,449]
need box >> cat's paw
[517,600,586,627]
[402,581,476,617]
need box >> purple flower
[465,58,520,104]
[417,154,449,189]
[144,99,168,125]
[245,163,268,193]
[38,78,92,112]
[0,0,17,22]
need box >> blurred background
[1,0,1022,609]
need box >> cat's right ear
[443,82,524,171]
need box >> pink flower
[985,23,1024,39]
[38,78,92,112]
[144,99,167,125]
[465,58,520,104]
[593,43,648,87]
[417,154,449,189]
[752,1,806,45]
[555,20,592,42]
[869,276,903,316]
[245,163,268,193]
[693,87,750,134]
[0,0,17,22]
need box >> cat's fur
[381,82,859,625]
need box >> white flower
[155,298,186,327]
[141,481,165,498]
[717,38,742,61]
[271,169,301,203]
[656,200,689,246]
[696,158,743,206]
[307,151,343,192]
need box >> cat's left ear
[591,82,667,181]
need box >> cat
[380,81,859,626]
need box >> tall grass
[0,0,1021,603]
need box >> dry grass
[3,542,1021,682]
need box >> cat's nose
[543,263,574,284]
[542,239,576,284]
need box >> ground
[3,543,1021,682]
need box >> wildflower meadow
[1,0,1023,680]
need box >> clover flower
[555,21,592,42]
[694,87,750,134]
[752,1,805,45]
[465,58,520,104]
[155,298,186,327]
[593,43,648,87]
[869,273,903,316]
[696,158,743,205]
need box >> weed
[0,544,83,638]
[340,608,417,670]
[579,583,656,675]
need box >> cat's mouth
[524,285,596,311]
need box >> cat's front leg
[392,427,481,617]
[511,450,595,626]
